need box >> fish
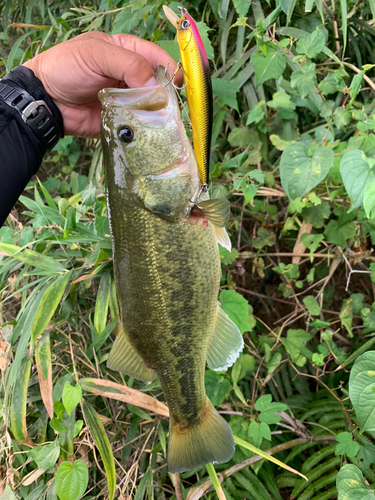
[163,5,212,190]
[99,66,243,474]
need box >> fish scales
[99,67,242,473]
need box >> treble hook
[163,62,187,90]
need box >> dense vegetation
[2,0,375,498]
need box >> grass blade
[233,435,308,481]
[0,242,65,273]
[31,270,72,347]
[206,463,226,499]
[35,333,54,419]
[82,400,116,500]
[10,356,32,444]
[340,0,347,53]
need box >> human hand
[23,31,182,138]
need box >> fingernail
[144,76,158,87]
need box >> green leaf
[233,0,251,16]
[335,432,360,458]
[281,329,312,366]
[334,107,351,131]
[255,394,288,424]
[312,352,325,366]
[196,21,214,62]
[324,220,356,247]
[10,356,32,443]
[219,289,253,333]
[93,272,111,335]
[156,41,180,63]
[336,464,375,500]
[220,151,248,170]
[349,70,365,100]
[55,460,88,500]
[363,179,375,218]
[50,418,68,434]
[319,72,346,95]
[296,29,326,58]
[62,382,82,416]
[82,400,116,500]
[280,142,333,199]
[205,370,232,406]
[212,78,239,111]
[31,270,72,347]
[252,228,276,249]
[251,48,287,86]
[301,200,330,228]
[0,242,65,273]
[349,352,375,431]
[248,421,271,447]
[303,295,321,316]
[1,485,17,500]
[340,150,375,208]
[291,66,317,98]
[29,441,60,470]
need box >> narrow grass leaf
[233,435,308,480]
[80,377,169,417]
[35,333,54,418]
[340,0,347,53]
[82,400,116,500]
[206,463,226,500]
[0,242,65,273]
[134,466,152,500]
[10,356,32,444]
[31,270,72,347]
[93,272,111,334]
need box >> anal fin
[107,324,157,384]
[207,305,244,371]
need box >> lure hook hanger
[164,62,187,91]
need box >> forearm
[0,66,63,226]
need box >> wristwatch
[0,80,61,154]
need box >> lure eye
[181,19,190,29]
[118,126,134,143]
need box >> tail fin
[167,397,234,474]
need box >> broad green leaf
[280,142,333,199]
[1,485,17,500]
[251,48,287,87]
[358,383,375,432]
[336,464,375,500]
[156,41,180,63]
[55,460,88,500]
[349,70,364,100]
[291,68,317,98]
[255,394,288,424]
[335,432,360,457]
[363,179,375,218]
[62,382,82,416]
[219,289,253,333]
[50,418,68,434]
[340,150,375,208]
[29,442,60,470]
[349,352,375,431]
[233,0,251,16]
[248,421,271,447]
[205,370,232,406]
[281,329,312,366]
[333,107,351,131]
[303,295,321,316]
[319,72,346,95]
[324,220,356,247]
[212,78,239,111]
[82,400,116,500]
[301,200,330,228]
[196,21,214,62]
[296,29,326,58]
[10,356,32,443]
[280,0,298,24]
[0,242,65,273]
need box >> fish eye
[118,126,134,143]
[181,19,190,29]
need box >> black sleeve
[0,66,64,227]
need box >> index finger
[111,34,184,87]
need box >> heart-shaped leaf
[340,149,375,208]
[55,460,88,500]
[280,142,333,199]
[337,464,375,499]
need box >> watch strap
[0,81,61,154]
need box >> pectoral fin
[198,198,230,227]
[207,305,244,371]
[107,324,157,384]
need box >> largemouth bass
[163,5,212,188]
[99,67,243,473]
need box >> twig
[173,473,184,500]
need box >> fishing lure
[163,5,212,189]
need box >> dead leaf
[80,378,169,417]
[0,341,9,371]
[292,221,313,265]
